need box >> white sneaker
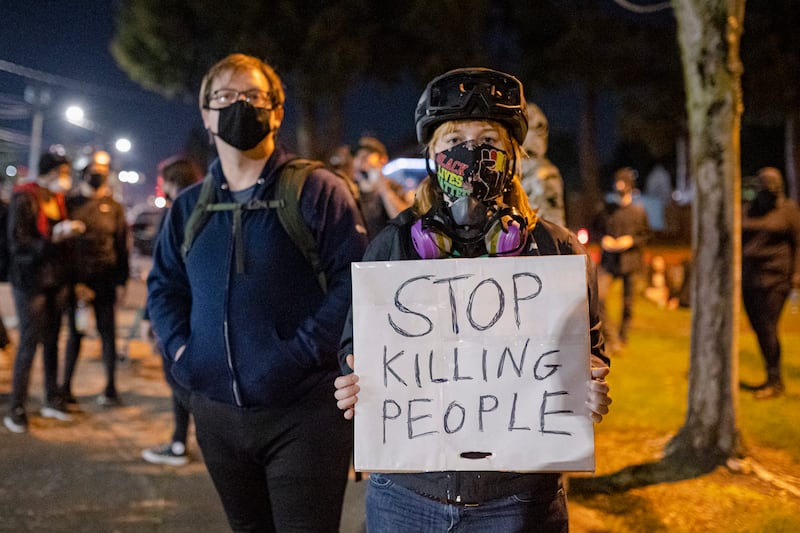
[142,442,189,466]
[40,405,73,421]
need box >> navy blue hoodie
[147,146,368,407]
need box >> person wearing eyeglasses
[146,53,368,531]
[334,68,611,532]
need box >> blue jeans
[366,473,568,533]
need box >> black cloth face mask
[87,173,105,189]
[213,101,272,151]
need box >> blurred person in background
[60,151,129,408]
[740,167,800,399]
[141,154,202,465]
[593,167,651,355]
[0,190,13,355]
[326,144,356,181]
[520,102,565,226]
[352,135,412,240]
[4,152,85,433]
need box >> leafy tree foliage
[111,0,495,156]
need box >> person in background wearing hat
[740,167,800,399]
[520,102,566,226]
[593,167,651,355]
[4,152,85,433]
[352,136,412,240]
[60,151,129,408]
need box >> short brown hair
[159,155,203,191]
[199,53,285,111]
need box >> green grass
[578,283,800,532]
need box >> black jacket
[338,209,607,504]
[66,192,129,286]
[8,183,70,293]
[594,200,650,276]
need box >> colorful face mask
[434,141,509,203]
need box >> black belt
[414,490,481,507]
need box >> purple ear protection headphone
[411,205,528,259]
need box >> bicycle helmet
[415,68,528,145]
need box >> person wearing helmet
[520,102,566,226]
[334,68,611,531]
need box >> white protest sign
[351,255,594,473]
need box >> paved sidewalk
[0,279,366,532]
[0,276,599,532]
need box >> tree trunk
[578,84,602,229]
[786,113,798,202]
[665,0,745,466]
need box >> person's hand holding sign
[334,354,359,420]
[587,354,612,423]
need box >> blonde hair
[199,53,285,111]
[412,119,536,227]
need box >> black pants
[9,285,68,409]
[598,269,636,346]
[191,380,353,533]
[742,284,790,384]
[0,316,10,348]
[62,278,119,397]
[170,378,191,445]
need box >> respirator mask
[411,140,528,258]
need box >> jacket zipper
[224,214,242,406]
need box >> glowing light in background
[115,137,132,153]
[65,105,85,125]
[576,227,589,245]
[118,170,140,184]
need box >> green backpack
[180,159,358,293]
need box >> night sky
[0,1,615,206]
[0,1,201,202]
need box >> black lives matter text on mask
[373,271,575,445]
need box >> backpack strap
[181,172,284,263]
[179,160,330,292]
[181,173,215,260]
[276,159,327,292]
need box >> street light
[115,137,132,153]
[65,105,84,125]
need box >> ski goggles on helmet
[416,68,528,145]
[427,71,524,113]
